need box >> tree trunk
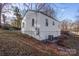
[0,3,3,28]
[0,9,2,28]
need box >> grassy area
[0,29,56,56]
[0,29,79,55]
[63,34,79,49]
[60,32,79,55]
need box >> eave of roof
[23,10,60,22]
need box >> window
[22,22,24,28]
[32,18,34,26]
[53,21,55,25]
[45,19,48,26]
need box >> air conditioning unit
[48,35,53,41]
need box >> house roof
[23,10,60,22]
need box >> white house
[21,10,61,40]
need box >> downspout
[35,4,40,38]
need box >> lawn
[59,31,79,55]
[0,29,56,56]
[0,29,79,56]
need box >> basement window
[32,18,34,26]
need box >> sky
[54,3,79,22]
[3,3,79,23]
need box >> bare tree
[23,3,56,18]
[74,19,79,32]
[61,20,69,31]
[41,4,56,18]
[74,9,79,32]
[12,6,22,29]
[23,3,33,10]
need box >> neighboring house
[1,13,16,25]
[21,10,61,40]
[11,19,22,29]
